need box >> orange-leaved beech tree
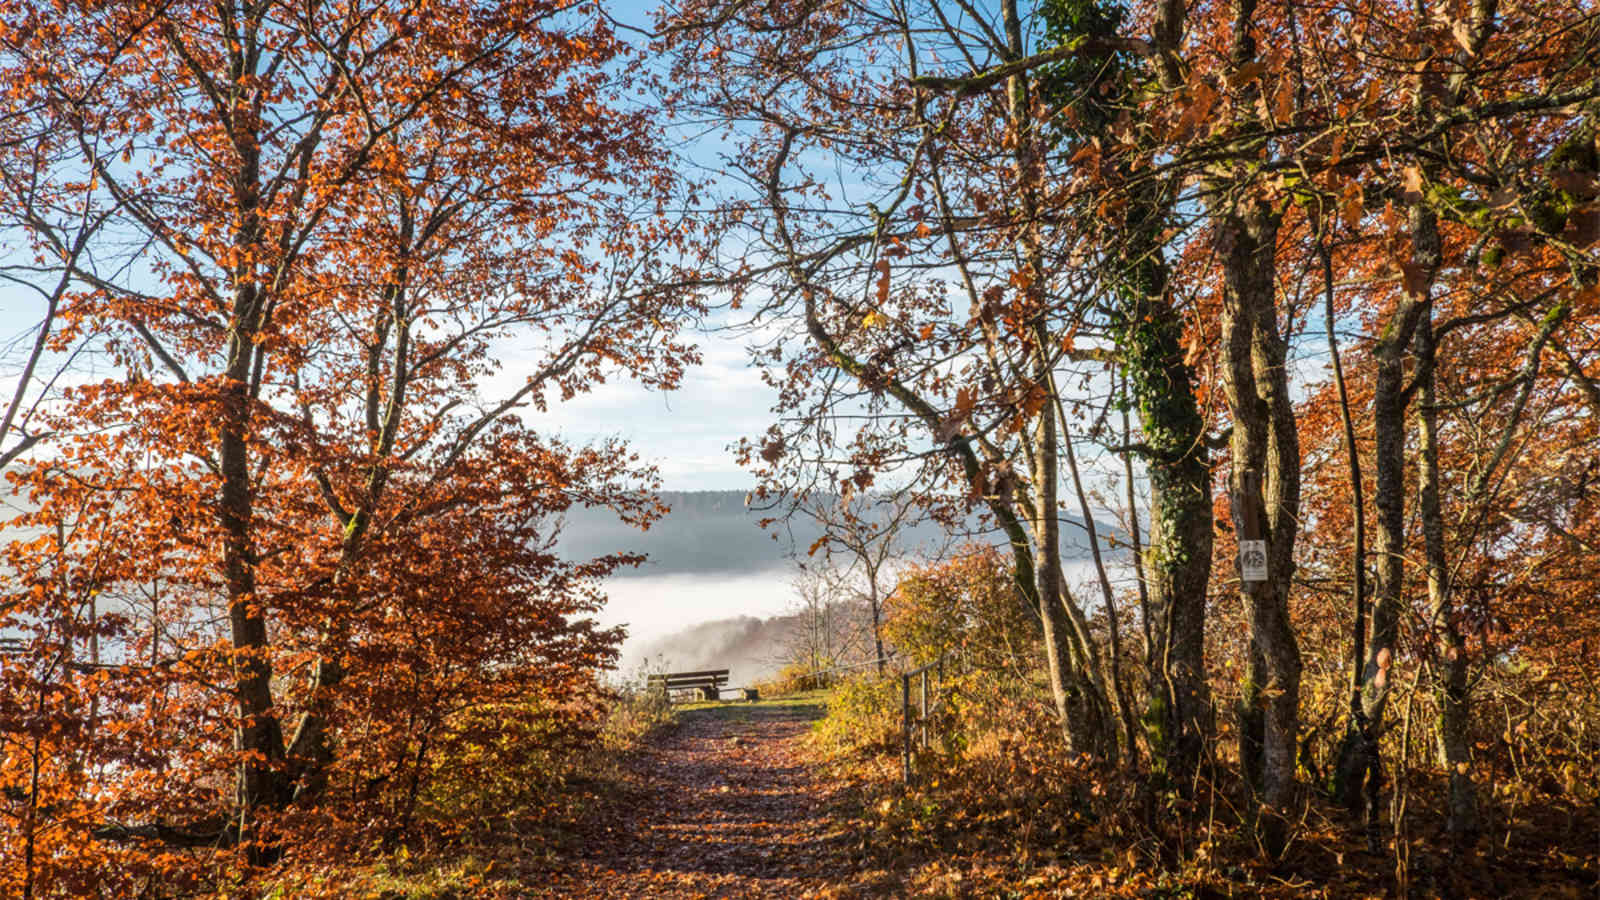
[0,0,696,892]
[1226,0,1600,844]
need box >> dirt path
[537,696,864,899]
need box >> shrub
[813,673,903,758]
[883,545,1035,671]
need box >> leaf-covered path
[537,696,863,899]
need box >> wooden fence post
[901,672,912,786]
[919,669,929,749]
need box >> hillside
[621,613,804,688]
[557,489,1119,577]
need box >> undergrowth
[804,547,1600,899]
[811,660,1599,899]
[253,677,676,899]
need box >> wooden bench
[647,668,730,702]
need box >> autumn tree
[787,488,945,675]
[1026,0,1217,781]
[783,564,874,682]
[671,0,1600,862]
[1223,0,1600,841]
[1044,0,1600,853]
[667,0,1147,761]
[884,544,1037,673]
[0,0,696,890]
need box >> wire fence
[899,653,951,786]
[802,653,898,680]
[791,650,958,786]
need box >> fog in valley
[2,485,1122,684]
[563,490,1126,686]
[597,576,799,687]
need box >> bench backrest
[646,668,729,690]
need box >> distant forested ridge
[558,490,1118,576]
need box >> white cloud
[487,325,779,490]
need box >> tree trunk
[220,85,291,838]
[221,296,290,840]
[1060,409,1141,761]
[1217,198,1302,857]
[215,12,294,847]
[1111,198,1213,780]
[1031,381,1117,759]
[1416,307,1478,838]
[290,277,411,803]
[1356,223,1433,717]
[1001,0,1116,760]
[868,573,886,676]
[1334,203,1435,818]
[1365,338,1409,723]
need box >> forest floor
[509,690,1597,900]
[533,692,888,899]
